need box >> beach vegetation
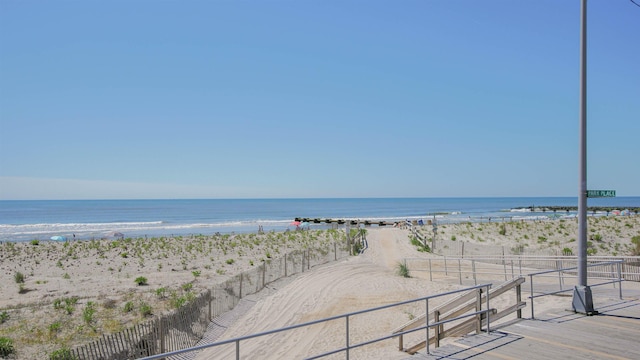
[181,283,193,292]
[134,276,148,286]
[64,304,75,315]
[451,235,456,241]
[48,321,61,337]
[53,299,63,310]
[14,271,25,284]
[592,233,603,241]
[191,270,201,278]
[123,301,135,313]
[83,302,96,324]
[155,287,167,299]
[63,273,71,279]
[631,236,640,256]
[30,239,40,246]
[0,311,8,324]
[226,258,235,265]
[498,224,507,236]
[562,247,573,256]
[396,262,410,278]
[139,302,152,317]
[409,236,430,252]
[0,337,15,357]
[49,347,76,360]
[169,291,187,309]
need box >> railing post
[425,298,430,354]
[429,259,432,281]
[475,288,482,334]
[434,310,440,348]
[472,260,477,285]
[458,259,462,285]
[485,284,491,334]
[557,259,563,291]
[236,340,240,360]
[502,248,507,281]
[529,274,535,319]
[519,257,522,276]
[511,260,515,278]
[516,282,522,319]
[617,262,623,300]
[346,315,350,360]
[444,256,448,276]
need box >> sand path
[197,228,460,359]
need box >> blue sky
[1,0,638,200]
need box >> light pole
[572,0,596,315]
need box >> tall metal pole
[572,0,596,315]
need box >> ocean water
[0,197,638,242]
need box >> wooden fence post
[208,289,212,322]
[159,318,165,354]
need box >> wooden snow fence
[69,242,351,359]
[71,291,211,360]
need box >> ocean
[1,197,638,242]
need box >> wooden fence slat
[70,242,348,359]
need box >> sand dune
[197,228,545,359]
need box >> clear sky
[1,0,638,200]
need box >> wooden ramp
[409,298,640,359]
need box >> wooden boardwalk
[411,296,640,359]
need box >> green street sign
[586,190,616,198]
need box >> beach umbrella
[300,221,310,228]
[290,221,301,226]
[50,235,66,241]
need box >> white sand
[2,216,637,359]
[197,228,573,359]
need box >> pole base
[572,285,598,315]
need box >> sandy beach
[1,215,638,359]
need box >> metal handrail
[139,283,493,360]
[527,260,624,319]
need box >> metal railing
[403,255,640,286]
[527,259,624,319]
[139,284,494,360]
